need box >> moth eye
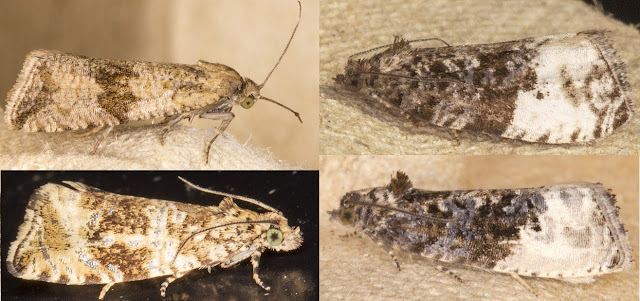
[266,228,284,246]
[339,208,355,225]
[241,97,255,109]
[345,78,363,92]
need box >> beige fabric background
[319,155,639,300]
[0,117,293,169]
[320,0,640,155]
[0,0,319,169]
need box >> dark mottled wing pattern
[337,31,631,144]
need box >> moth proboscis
[6,177,303,300]
[5,2,303,164]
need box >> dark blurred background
[580,0,640,27]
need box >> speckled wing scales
[498,31,632,143]
[336,31,632,144]
[491,183,632,281]
[7,182,256,284]
[5,50,244,132]
[330,172,632,283]
[6,182,190,285]
[7,181,303,299]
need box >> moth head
[240,78,303,123]
[328,192,363,227]
[262,213,302,252]
[337,208,356,225]
[334,71,364,92]
[240,78,261,109]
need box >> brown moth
[5,2,302,164]
[6,177,303,300]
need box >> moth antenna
[178,177,280,213]
[346,200,454,223]
[260,96,303,123]
[259,0,301,89]
[348,37,451,60]
[171,220,278,265]
[355,71,464,86]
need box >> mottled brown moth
[335,31,632,144]
[330,171,632,294]
[5,2,303,164]
[6,177,303,300]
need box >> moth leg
[205,265,221,295]
[159,112,192,145]
[436,265,464,283]
[75,125,104,138]
[339,230,360,239]
[370,93,414,123]
[364,229,402,270]
[375,241,401,270]
[199,111,235,164]
[387,249,401,270]
[98,282,115,300]
[251,251,270,291]
[449,129,461,146]
[90,126,114,154]
[160,271,187,297]
[509,272,538,296]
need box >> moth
[4,2,303,164]
[6,177,303,300]
[329,171,632,293]
[335,31,632,144]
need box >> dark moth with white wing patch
[335,31,632,144]
[6,178,302,300]
[4,2,302,164]
[329,171,632,293]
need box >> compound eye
[266,228,283,246]
[339,208,355,225]
[241,97,255,109]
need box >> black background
[1,171,319,301]
[580,0,640,26]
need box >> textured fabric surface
[0,110,292,170]
[320,0,639,155]
[319,155,639,300]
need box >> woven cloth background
[0,113,294,169]
[320,0,639,155]
[319,155,639,300]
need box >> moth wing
[124,60,246,121]
[6,183,84,282]
[195,60,245,98]
[4,50,246,132]
[62,180,103,192]
[5,50,135,131]
[6,183,175,285]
